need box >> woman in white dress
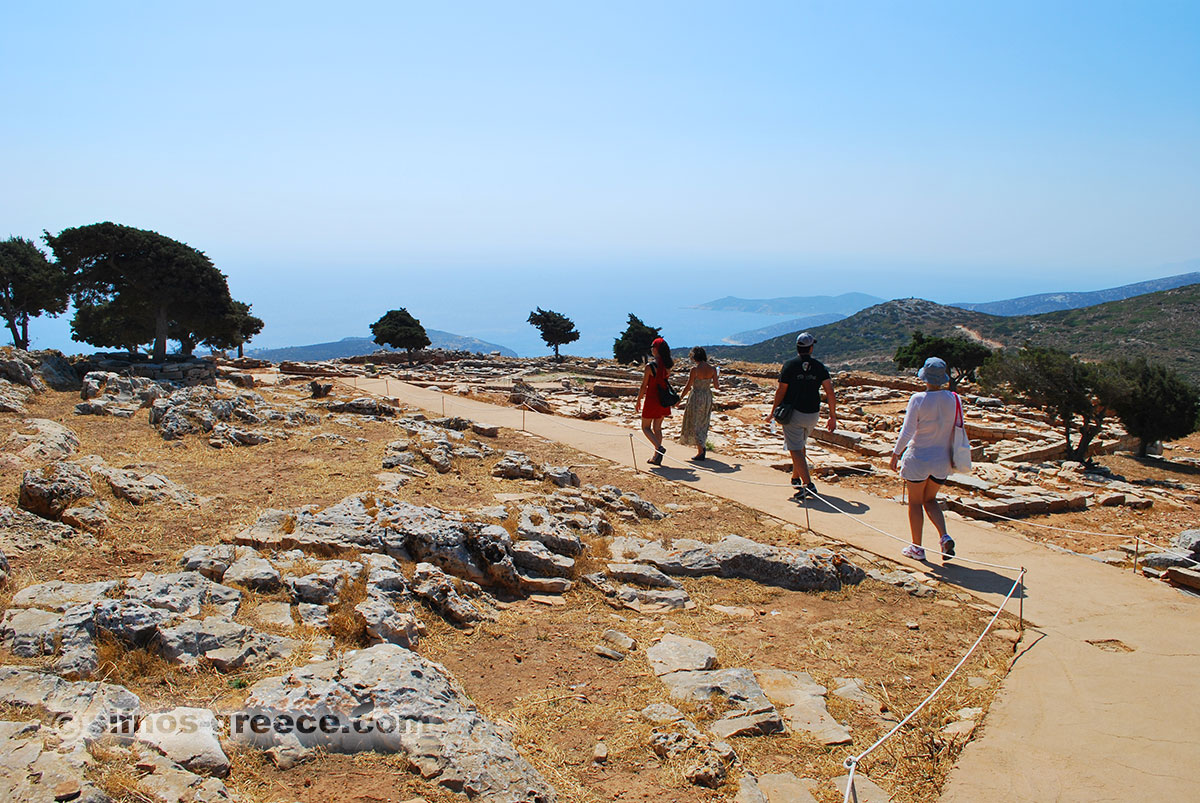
[889,357,958,561]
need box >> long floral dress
[679,377,713,447]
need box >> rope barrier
[841,567,1026,803]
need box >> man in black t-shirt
[765,332,838,497]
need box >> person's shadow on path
[803,491,870,515]
[928,561,1029,602]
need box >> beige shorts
[782,411,820,452]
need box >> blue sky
[3,1,1198,356]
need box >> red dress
[641,363,673,418]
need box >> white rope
[841,568,1026,803]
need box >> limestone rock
[659,667,775,712]
[516,507,585,557]
[610,534,863,591]
[91,465,198,506]
[493,451,540,480]
[758,773,819,803]
[832,773,893,802]
[709,705,785,739]
[252,601,295,629]
[19,461,95,519]
[601,629,636,652]
[12,580,118,612]
[756,668,851,745]
[0,379,32,414]
[235,643,557,802]
[136,706,230,777]
[647,635,718,676]
[412,562,495,626]
[286,559,364,604]
[7,419,80,462]
[606,562,681,589]
[223,554,282,592]
[0,666,140,742]
[157,616,297,671]
[133,750,234,803]
[356,592,423,647]
[541,465,580,488]
[615,585,693,613]
[323,397,397,417]
[60,502,109,534]
[124,572,241,618]
[0,720,112,803]
[179,544,236,581]
[0,505,84,553]
[512,540,575,578]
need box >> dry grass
[0,381,1023,802]
[326,571,370,649]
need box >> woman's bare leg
[905,480,926,545]
[921,479,948,538]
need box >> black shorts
[909,476,946,485]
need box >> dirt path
[345,377,1200,802]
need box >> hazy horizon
[4,2,1198,357]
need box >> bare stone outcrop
[6,419,80,462]
[0,505,87,554]
[233,494,570,599]
[610,534,865,591]
[235,643,557,802]
[18,461,95,519]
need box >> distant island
[248,331,517,362]
[951,268,1200,316]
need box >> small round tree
[612,313,660,364]
[894,331,992,387]
[371,308,430,363]
[527,307,579,362]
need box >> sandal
[648,446,665,466]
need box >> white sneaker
[901,544,926,561]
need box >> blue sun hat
[918,357,949,386]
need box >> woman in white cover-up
[889,357,958,562]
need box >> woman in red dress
[636,337,674,465]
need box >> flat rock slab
[0,505,85,553]
[756,668,851,745]
[833,773,893,802]
[609,534,863,591]
[647,634,718,675]
[136,706,230,777]
[0,720,111,803]
[758,772,820,803]
[236,643,557,802]
[7,419,80,462]
[12,580,118,612]
[0,666,140,742]
[659,667,774,712]
[615,585,694,613]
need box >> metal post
[629,434,638,473]
[1132,537,1140,575]
[522,408,526,431]
[804,500,811,532]
[1019,569,1026,632]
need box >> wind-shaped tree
[527,307,579,362]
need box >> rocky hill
[704,284,1200,381]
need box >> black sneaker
[805,482,818,497]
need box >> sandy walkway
[346,377,1199,802]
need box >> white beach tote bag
[951,393,972,472]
